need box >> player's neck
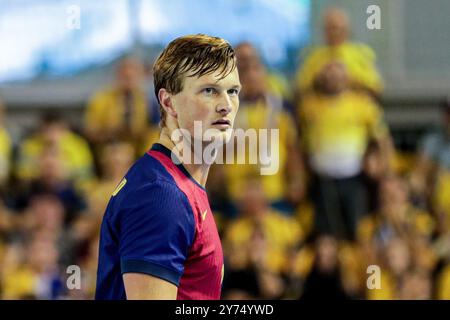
[157,131,211,188]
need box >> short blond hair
[153,34,236,127]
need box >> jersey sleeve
[118,180,196,286]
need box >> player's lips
[211,119,231,127]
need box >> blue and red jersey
[95,143,224,300]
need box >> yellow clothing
[291,245,315,279]
[437,264,450,300]
[339,242,366,293]
[357,206,435,242]
[0,127,11,184]
[85,179,118,216]
[295,201,314,239]
[225,98,297,202]
[16,131,94,184]
[299,91,387,177]
[224,210,303,273]
[85,87,149,140]
[296,42,383,94]
[391,151,417,175]
[433,169,450,231]
[266,72,291,100]
[366,271,396,300]
[1,267,36,299]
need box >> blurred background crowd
[0,0,450,299]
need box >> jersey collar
[150,143,207,192]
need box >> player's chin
[204,127,233,145]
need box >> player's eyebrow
[199,83,242,90]
[199,83,220,88]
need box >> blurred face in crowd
[30,194,65,234]
[399,270,432,299]
[235,43,267,100]
[116,57,145,92]
[101,142,135,180]
[248,224,267,266]
[379,176,409,208]
[316,62,348,95]
[38,147,65,185]
[286,175,306,205]
[2,243,26,271]
[363,144,385,180]
[41,121,66,145]
[385,238,411,277]
[241,179,268,220]
[323,8,350,46]
[27,233,59,274]
[316,235,339,273]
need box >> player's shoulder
[129,152,174,181]
[106,153,189,217]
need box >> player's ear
[158,88,177,119]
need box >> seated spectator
[14,145,87,226]
[0,242,33,299]
[222,224,286,299]
[205,164,238,232]
[362,140,389,214]
[399,269,433,300]
[1,233,64,299]
[71,141,135,246]
[16,112,94,188]
[86,141,134,217]
[358,175,435,245]
[298,61,393,241]
[367,237,410,300]
[411,98,450,233]
[224,43,299,205]
[368,236,435,300]
[295,7,383,99]
[234,42,291,101]
[300,235,352,300]
[224,179,303,275]
[84,56,154,152]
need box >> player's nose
[216,93,232,115]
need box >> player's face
[171,66,241,144]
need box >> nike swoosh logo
[202,210,207,221]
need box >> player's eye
[203,87,217,95]
[228,88,239,96]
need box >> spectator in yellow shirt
[411,98,450,230]
[73,141,136,245]
[295,7,383,99]
[1,233,64,299]
[223,179,303,299]
[357,175,436,244]
[225,43,299,204]
[299,61,393,240]
[224,179,303,274]
[84,56,154,152]
[16,112,94,188]
[234,42,291,101]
